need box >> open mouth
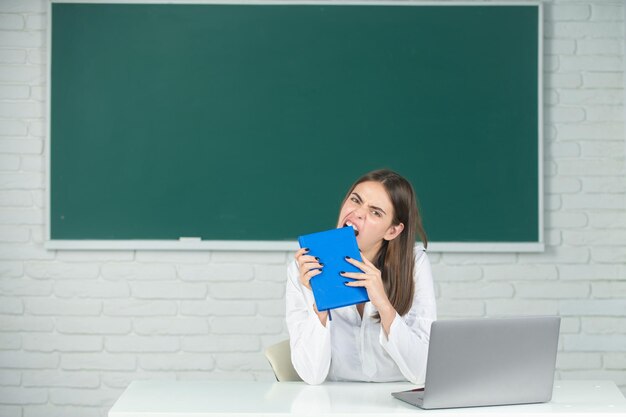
[344,221,359,236]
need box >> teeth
[346,221,358,231]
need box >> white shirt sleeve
[378,249,437,385]
[285,260,332,385]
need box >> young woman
[286,169,436,385]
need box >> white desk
[109,380,626,417]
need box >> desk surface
[109,380,626,417]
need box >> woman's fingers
[295,247,309,258]
[339,271,367,280]
[344,279,366,287]
[300,264,322,290]
[296,249,323,262]
[359,253,376,268]
[295,248,323,290]
[299,259,323,276]
[344,256,372,273]
[300,254,320,263]
[304,268,322,280]
[298,256,322,271]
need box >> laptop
[392,316,560,409]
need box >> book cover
[298,226,370,311]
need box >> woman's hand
[342,254,395,316]
[294,248,323,290]
[342,254,397,336]
[294,248,328,326]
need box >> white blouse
[285,246,437,385]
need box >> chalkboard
[49,2,542,251]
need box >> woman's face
[336,181,404,260]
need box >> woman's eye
[372,210,381,217]
[351,197,359,203]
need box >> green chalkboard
[50,2,540,245]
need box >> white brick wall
[0,0,624,415]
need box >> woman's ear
[384,222,404,241]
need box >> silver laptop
[392,316,560,409]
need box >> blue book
[298,226,370,311]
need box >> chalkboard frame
[45,0,544,252]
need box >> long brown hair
[340,169,427,318]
